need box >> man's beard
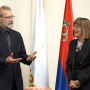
[1,21,13,29]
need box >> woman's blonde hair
[73,17,90,40]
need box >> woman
[66,17,90,90]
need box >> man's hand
[26,51,37,62]
[6,53,22,63]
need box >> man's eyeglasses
[3,16,15,19]
[72,24,80,29]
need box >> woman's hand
[69,80,81,88]
[73,80,81,88]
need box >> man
[0,5,37,90]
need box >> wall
[0,0,90,90]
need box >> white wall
[0,0,90,90]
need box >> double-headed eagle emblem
[61,19,71,41]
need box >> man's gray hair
[0,5,11,17]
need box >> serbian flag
[55,0,74,90]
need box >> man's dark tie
[5,31,11,53]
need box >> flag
[55,0,74,90]
[29,0,49,87]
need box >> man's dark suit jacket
[0,27,31,90]
[66,39,90,87]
